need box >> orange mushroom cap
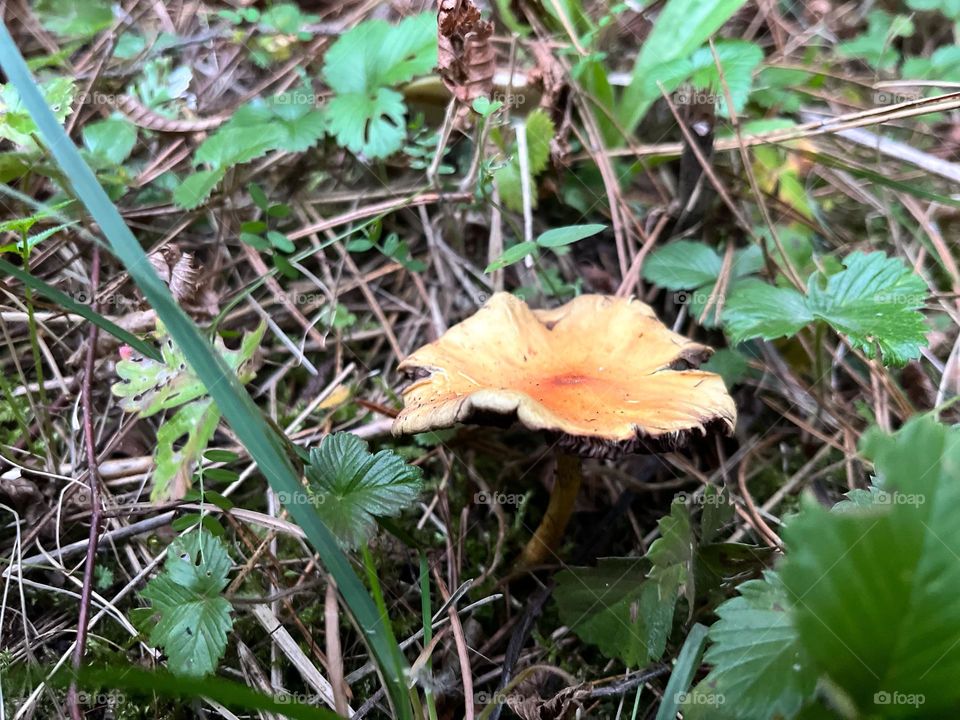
[393,293,736,458]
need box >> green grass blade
[39,664,340,719]
[0,257,160,360]
[0,23,410,718]
[654,623,710,720]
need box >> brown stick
[67,244,103,719]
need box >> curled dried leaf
[437,0,495,104]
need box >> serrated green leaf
[651,40,764,115]
[141,530,233,677]
[536,223,606,248]
[304,433,422,549]
[0,77,74,149]
[195,123,285,169]
[174,169,226,210]
[702,571,817,719]
[113,323,265,500]
[322,13,437,95]
[648,499,696,611]
[781,417,960,716]
[34,0,112,39]
[805,251,928,366]
[725,252,929,366]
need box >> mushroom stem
[517,451,582,568]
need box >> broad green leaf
[82,118,137,164]
[321,12,436,158]
[194,123,285,169]
[264,94,326,152]
[484,241,538,272]
[903,44,960,83]
[34,0,112,39]
[782,417,960,716]
[619,0,749,132]
[722,278,813,342]
[700,348,749,390]
[554,557,677,667]
[701,571,817,719]
[643,241,724,290]
[536,223,606,248]
[141,530,233,677]
[323,13,436,95]
[304,433,422,549]
[644,242,764,328]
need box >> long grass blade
[0,257,160,360]
[0,22,411,718]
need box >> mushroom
[393,292,736,567]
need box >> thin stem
[67,243,102,720]
[517,452,582,569]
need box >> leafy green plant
[112,322,266,500]
[554,501,695,666]
[642,240,764,326]
[485,223,606,272]
[618,0,749,133]
[647,40,764,116]
[836,11,914,71]
[303,433,423,549]
[174,89,325,209]
[240,182,295,253]
[347,221,427,272]
[0,77,74,149]
[492,108,555,213]
[697,416,960,718]
[723,251,928,366]
[32,0,112,40]
[140,529,233,677]
[322,12,436,158]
